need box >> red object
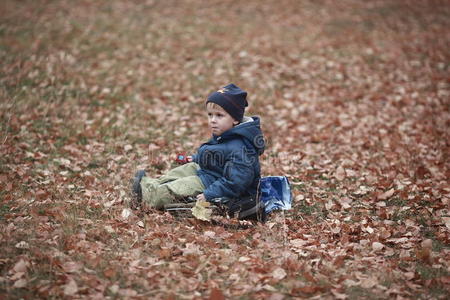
[175,153,189,164]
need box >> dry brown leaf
[209,287,225,300]
[268,293,285,300]
[62,261,82,273]
[372,242,384,251]
[191,200,212,221]
[421,239,433,249]
[15,241,29,249]
[121,208,132,219]
[13,278,27,288]
[12,259,29,273]
[331,289,348,299]
[361,277,378,289]
[443,217,450,230]
[378,188,395,200]
[272,267,287,280]
[334,166,346,181]
[63,279,78,296]
[103,268,117,278]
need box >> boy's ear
[233,121,239,125]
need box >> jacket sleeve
[203,147,256,200]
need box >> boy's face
[206,103,238,136]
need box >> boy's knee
[143,184,174,210]
[166,176,204,197]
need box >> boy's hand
[196,193,206,202]
[175,153,192,164]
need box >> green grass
[345,286,383,300]
[0,203,12,220]
[385,197,408,207]
[295,201,327,221]
[1,0,449,298]
[416,263,449,281]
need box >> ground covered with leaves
[1,0,449,299]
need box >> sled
[164,176,292,222]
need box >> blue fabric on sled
[259,176,292,214]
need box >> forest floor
[1,0,449,299]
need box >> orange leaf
[209,287,225,300]
[157,249,172,259]
[104,268,117,278]
[292,285,321,295]
[303,271,317,283]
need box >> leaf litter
[1,0,449,299]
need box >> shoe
[132,170,146,205]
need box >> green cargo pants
[140,162,205,209]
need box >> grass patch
[416,263,449,281]
[345,286,382,300]
[385,197,408,207]
[296,201,327,221]
[1,0,448,298]
[87,159,103,169]
[292,183,307,193]
[0,202,12,220]
[390,209,415,223]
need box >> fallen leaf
[15,241,29,249]
[238,256,251,262]
[338,197,352,209]
[331,289,348,299]
[62,261,82,273]
[182,243,203,256]
[272,267,287,280]
[63,279,78,296]
[10,271,25,281]
[13,278,27,288]
[263,284,278,292]
[13,259,29,273]
[104,268,116,278]
[421,239,433,249]
[443,217,450,230]
[109,284,119,294]
[191,200,212,221]
[344,279,359,287]
[119,289,138,297]
[378,188,395,200]
[361,277,378,289]
[292,285,321,294]
[376,201,386,207]
[404,272,415,280]
[268,293,285,300]
[204,230,216,238]
[104,225,115,233]
[121,208,131,219]
[209,287,225,300]
[290,239,308,247]
[416,248,432,264]
[334,166,346,181]
[104,199,117,208]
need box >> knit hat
[206,83,248,121]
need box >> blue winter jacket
[193,116,265,201]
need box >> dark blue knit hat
[206,83,248,121]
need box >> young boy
[132,83,265,210]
